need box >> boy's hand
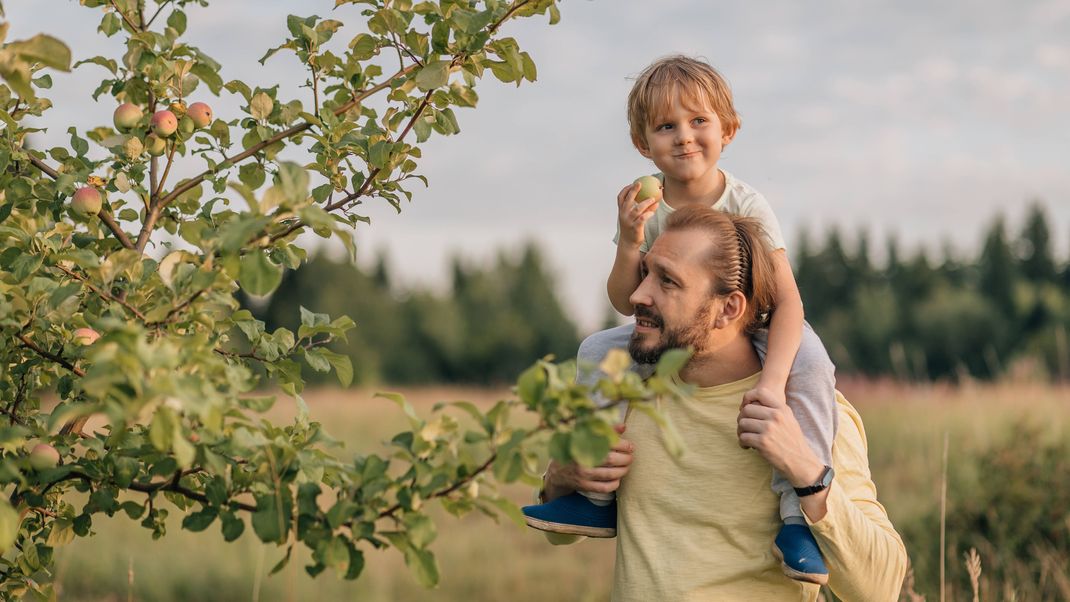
[737,386,786,449]
[544,424,634,498]
[616,182,659,249]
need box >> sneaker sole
[524,516,616,538]
[772,544,829,586]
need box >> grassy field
[52,380,1070,601]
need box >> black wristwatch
[793,465,834,497]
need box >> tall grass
[50,381,1070,601]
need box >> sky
[7,0,1070,331]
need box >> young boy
[522,55,839,585]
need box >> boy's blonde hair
[627,55,741,150]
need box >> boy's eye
[655,123,673,131]
[693,117,707,125]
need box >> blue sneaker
[773,524,829,585]
[521,492,617,538]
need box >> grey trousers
[575,322,838,521]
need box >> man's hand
[737,389,824,489]
[543,424,635,501]
[616,182,658,249]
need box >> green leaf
[303,347,330,373]
[404,547,439,588]
[167,10,187,35]
[486,496,526,529]
[181,507,217,532]
[252,491,291,544]
[239,250,283,296]
[344,547,365,580]
[403,513,436,549]
[11,34,71,71]
[320,349,353,387]
[323,537,349,573]
[516,364,545,407]
[0,498,19,553]
[655,348,692,379]
[569,419,613,468]
[220,512,245,542]
[250,92,273,120]
[415,59,451,91]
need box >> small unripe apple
[72,187,102,217]
[73,327,100,345]
[144,134,167,156]
[169,100,187,117]
[187,102,213,129]
[151,110,178,137]
[29,443,60,470]
[113,103,143,130]
[178,115,195,136]
[633,175,662,203]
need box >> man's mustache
[634,306,663,328]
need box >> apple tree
[0,1,689,599]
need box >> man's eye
[660,275,675,286]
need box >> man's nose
[629,276,653,308]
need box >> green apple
[187,102,213,129]
[151,110,178,137]
[113,103,143,130]
[178,115,195,136]
[633,175,662,203]
[29,443,60,470]
[145,134,167,156]
[71,187,102,217]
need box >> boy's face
[636,93,734,185]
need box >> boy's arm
[607,246,642,315]
[754,249,804,398]
[608,183,657,316]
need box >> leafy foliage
[0,1,691,598]
[795,202,1070,381]
[245,243,580,385]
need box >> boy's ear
[632,135,652,158]
[722,127,737,147]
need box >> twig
[940,430,949,602]
[109,0,141,31]
[56,264,148,322]
[144,0,172,28]
[156,64,418,211]
[24,153,136,249]
[17,333,85,378]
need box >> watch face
[821,466,835,487]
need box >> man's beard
[628,302,715,365]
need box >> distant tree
[979,215,1017,316]
[1017,202,1057,284]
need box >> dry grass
[50,380,1070,602]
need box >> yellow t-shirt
[607,372,906,602]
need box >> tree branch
[109,0,141,31]
[56,264,148,322]
[25,153,136,250]
[145,0,172,28]
[17,333,86,378]
[156,64,418,212]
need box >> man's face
[628,229,720,364]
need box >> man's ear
[714,291,747,329]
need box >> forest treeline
[244,202,1070,385]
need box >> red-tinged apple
[187,102,213,128]
[71,187,102,217]
[73,327,100,345]
[151,110,178,137]
[113,103,143,130]
[29,443,60,470]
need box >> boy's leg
[752,322,837,584]
[574,323,635,504]
[523,324,637,538]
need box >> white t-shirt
[614,170,787,254]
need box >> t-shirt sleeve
[807,396,908,601]
[737,194,787,252]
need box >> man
[534,206,907,601]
